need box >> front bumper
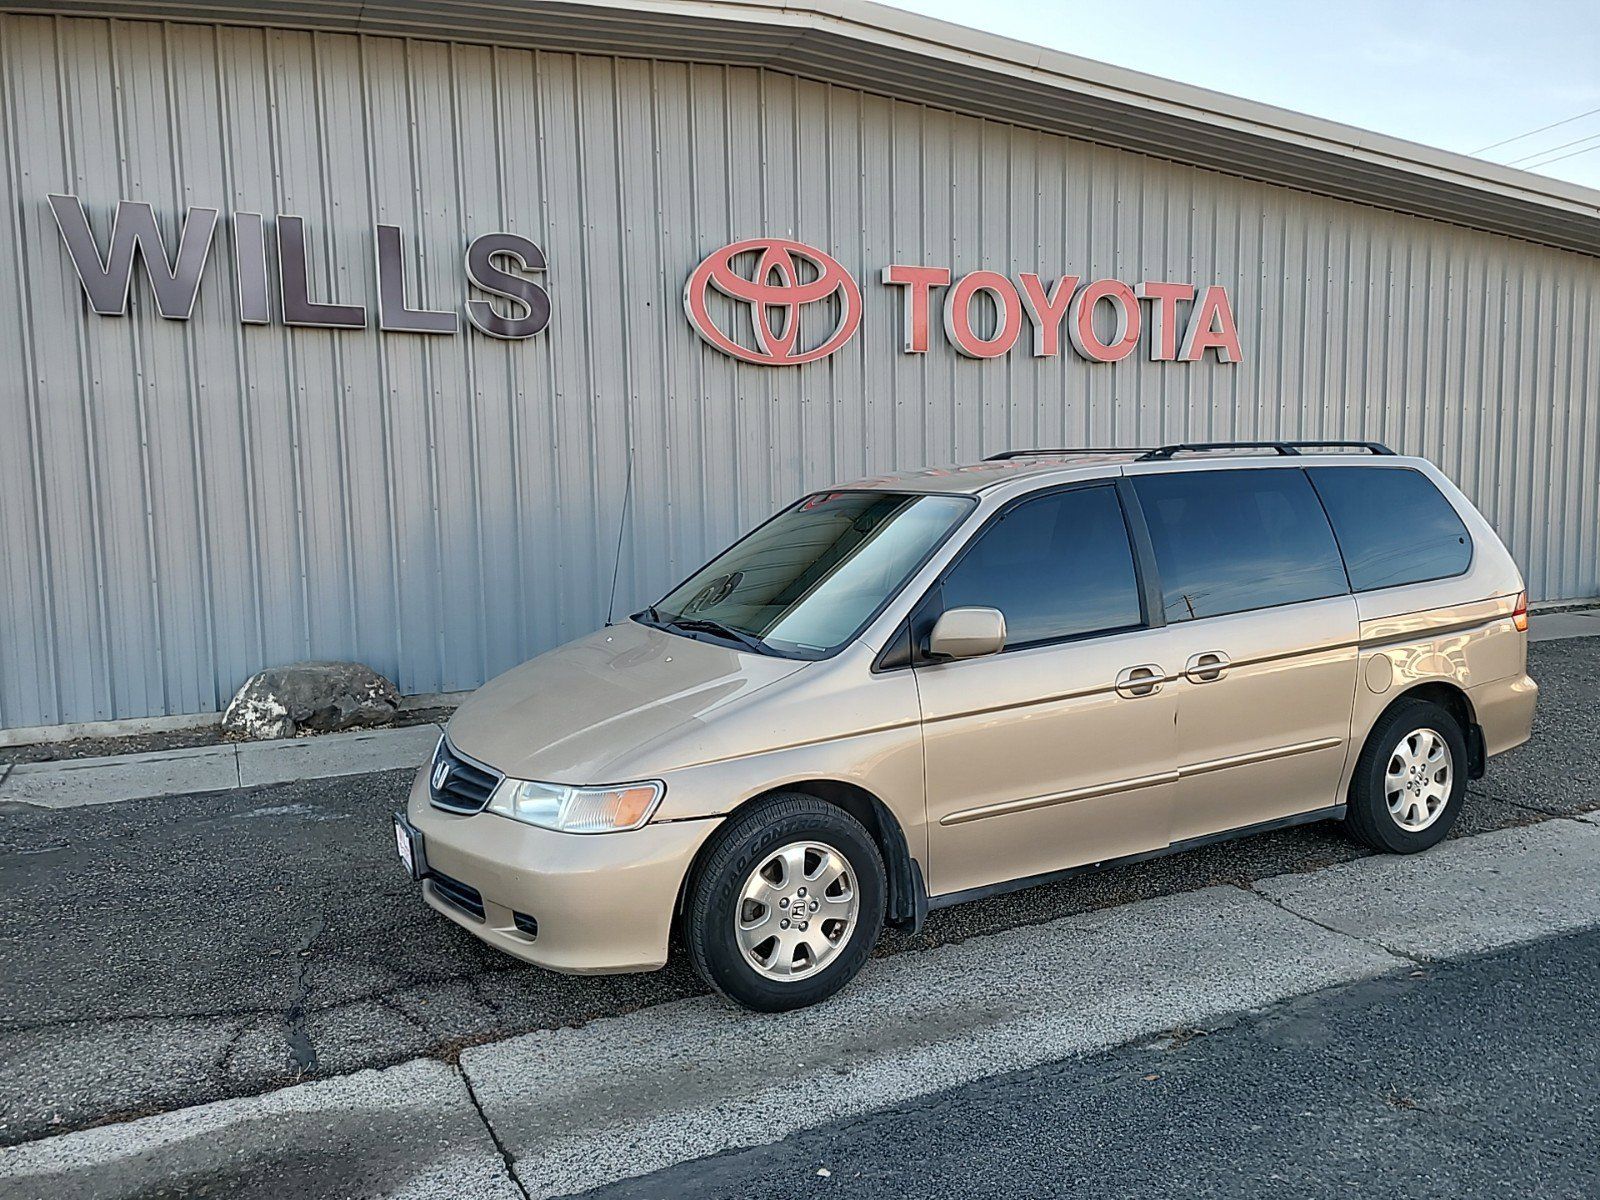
[403,768,722,974]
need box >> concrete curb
[4,814,1596,1198]
[1529,609,1600,641]
[0,723,441,809]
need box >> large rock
[222,661,401,740]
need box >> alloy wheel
[1384,727,1454,832]
[735,840,859,981]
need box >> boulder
[222,661,401,740]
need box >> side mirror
[927,607,1007,660]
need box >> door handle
[1115,664,1165,698]
[1183,650,1231,683]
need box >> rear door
[1127,466,1359,843]
[914,482,1186,898]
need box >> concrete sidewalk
[4,814,1596,1200]
[1530,607,1600,642]
[0,723,440,809]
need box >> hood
[445,619,808,782]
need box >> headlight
[487,778,664,833]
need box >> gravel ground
[0,639,1591,1144]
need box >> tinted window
[1308,467,1472,591]
[653,491,972,656]
[939,486,1143,647]
[1132,468,1348,621]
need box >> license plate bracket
[393,814,428,882]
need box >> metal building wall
[1,12,1597,728]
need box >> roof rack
[984,447,1151,461]
[1136,440,1394,461]
[986,440,1394,463]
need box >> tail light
[1511,592,1529,633]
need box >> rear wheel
[1344,697,1467,854]
[685,794,885,1012]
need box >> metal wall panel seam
[0,16,62,725]
[605,53,640,621]
[447,39,491,686]
[398,35,446,688]
[643,57,678,590]
[261,27,313,663]
[161,19,221,711]
[487,44,527,662]
[67,18,126,718]
[353,33,407,679]
[575,54,613,636]
[209,21,269,679]
[308,31,360,672]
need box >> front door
[914,482,1185,899]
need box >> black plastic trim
[927,805,1347,910]
[1136,440,1394,460]
[984,447,1151,460]
[1466,722,1487,780]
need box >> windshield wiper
[666,616,772,655]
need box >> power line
[1520,141,1600,171]
[1505,128,1600,166]
[1473,105,1600,154]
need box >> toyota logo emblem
[683,237,862,366]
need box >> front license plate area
[393,814,424,881]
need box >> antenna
[605,448,635,626]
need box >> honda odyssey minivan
[395,442,1537,1011]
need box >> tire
[685,793,886,1012]
[1344,697,1469,854]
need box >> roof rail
[1286,440,1396,455]
[984,447,1152,461]
[1136,439,1394,461]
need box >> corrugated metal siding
[1,12,1597,728]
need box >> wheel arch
[674,779,925,933]
[1371,679,1485,778]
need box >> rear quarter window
[1307,466,1472,592]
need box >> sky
[891,0,1600,191]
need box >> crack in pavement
[0,960,535,1037]
[284,914,328,1073]
[458,1063,533,1200]
[1238,881,1424,965]
[212,1020,251,1077]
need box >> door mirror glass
[928,607,1007,659]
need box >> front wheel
[1344,698,1468,854]
[685,794,886,1012]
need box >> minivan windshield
[643,491,973,657]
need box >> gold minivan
[395,442,1537,1011]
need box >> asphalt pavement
[0,638,1594,1149]
[7,816,1597,1199]
[585,926,1600,1200]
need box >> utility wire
[1520,141,1600,171]
[1473,104,1600,154]
[1505,128,1600,166]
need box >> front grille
[428,739,502,814]
[428,869,486,920]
